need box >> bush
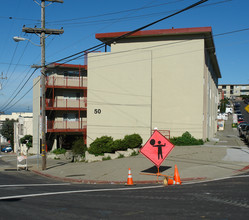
[123,134,143,149]
[72,138,87,157]
[112,139,126,151]
[88,134,143,156]
[170,131,204,146]
[88,136,114,155]
[52,148,66,155]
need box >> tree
[20,135,33,150]
[0,119,16,148]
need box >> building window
[63,113,78,121]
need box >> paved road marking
[183,174,249,185]
[0,185,163,200]
[1,175,249,200]
[0,183,71,188]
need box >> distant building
[14,115,33,154]
[218,84,249,99]
[0,112,32,147]
[87,27,221,143]
[33,63,87,151]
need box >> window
[63,113,78,121]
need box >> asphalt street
[0,170,249,219]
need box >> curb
[31,169,207,185]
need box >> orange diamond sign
[140,130,175,168]
[245,104,249,113]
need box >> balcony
[46,76,87,89]
[45,98,87,110]
[47,120,87,132]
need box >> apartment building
[87,27,221,144]
[33,63,87,151]
[218,84,249,99]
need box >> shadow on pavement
[141,165,171,174]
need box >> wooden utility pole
[0,72,7,90]
[22,0,64,170]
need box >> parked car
[245,129,249,143]
[238,122,248,133]
[237,121,247,130]
[238,115,244,121]
[239,124,249,138]
[1,146,13,153]
[235,110,242,115]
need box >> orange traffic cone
[167,165,182,185]
[126,168,134,185]
[174,165,182,185]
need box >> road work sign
[140,130,175,168]
[245,104,249,113]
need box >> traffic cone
[167,165,182,185]
[126,168,134,185]
[167,178,175,185]
[174,165,182,185]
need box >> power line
[0,68,38,112]
[46,0,186,24]
[3,25,249,112]
[3,0,243,111]
[2,36,32,89]
[2,75,40,113]
[45,0,232,28]
[47,0,209,66]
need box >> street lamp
[13,36,41,47]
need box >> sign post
[140,130,175,180]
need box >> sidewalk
[2,116,249,184]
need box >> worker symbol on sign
[150,139,166,160]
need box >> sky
[0,0,248,114]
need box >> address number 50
[94,109,101,114]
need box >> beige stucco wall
[87,50,152,145]
[87,36,218,145]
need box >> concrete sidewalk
[2,115,249,184]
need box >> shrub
[123,134,143,149]
[88,136,114,155]
[88,134,143,156]
[52,148,66,155]
[72,138,87,157]
[170,131,204,146]
[112,139,126,151]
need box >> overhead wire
[2,36,33,89]
[1,1,243,112]
[47,0,209,66]
[2,25,249,113]
[45,0,232,28]
[2,73,40,113]
[0,68,38,112]
[46,0,186,24]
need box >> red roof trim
[49,63,87,70]
[96,27,212,40]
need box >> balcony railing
[46,98,87,109]
[47,120,87,131]
[46,76,87,88]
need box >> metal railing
[47,120,87,130]
[46,98,87,108]
[46,76,87,88]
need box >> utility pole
[0,72,7,90]
[22,0,64,170]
